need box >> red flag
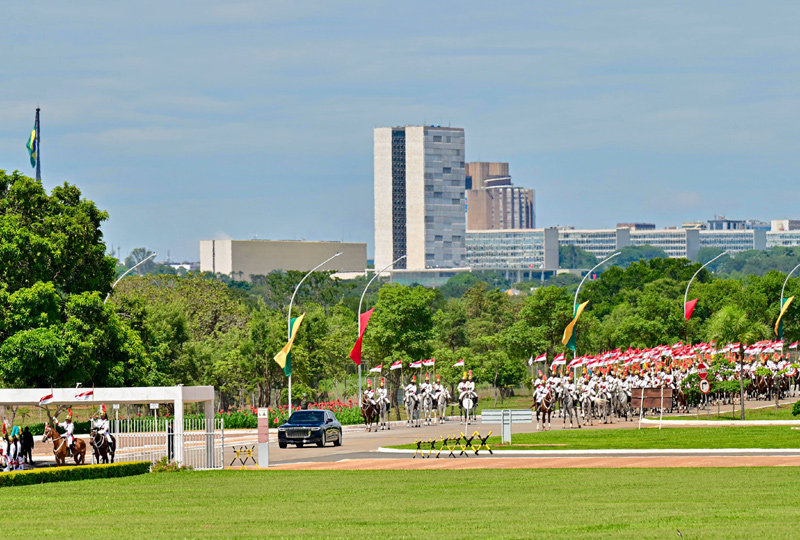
[349,308,375,365]
[684,299,698,320]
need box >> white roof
[0,385,214,406]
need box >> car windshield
[288,411,324,424]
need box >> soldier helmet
[462,372,467,380]
[366,379,372,388]
[411,375,416,382]
[380,377,385,387]
[468,370,473,380]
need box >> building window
[433,135,442,142]
[443,167,451,173]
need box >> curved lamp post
[780,262,800,308]
[287,251,342,408]
[357,255,406,406]
[568,252,620,379]
[104,252,158,304]
[684,250,728,319]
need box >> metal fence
[109,417,224,470]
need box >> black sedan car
[278,409,342,448]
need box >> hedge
[0,461,151,488]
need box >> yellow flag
[562,300,590,347]
[274,313,306,373]
[775,296,794,335]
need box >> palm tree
[705,305,770,419]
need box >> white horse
[421,392,435,426]
[558,384,580,429]
[379,398,391,430]
[436,389,450,423]
[460,391,478,424]
[404,392,420,427]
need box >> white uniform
[405,383,418,404]
[375,386,389,405]
[93,417,112,443]
[364,388,376,405]
[56,420,75,447]
[457,380,468,400]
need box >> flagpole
[288,251,342,409]
[35,108,41,182]
[684,250,728,322]
[357,254,405,406]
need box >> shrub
[0,461,151,488]
[792,400,800,417]
[151,457,193,473]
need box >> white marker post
[257,408,269,468]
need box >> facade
[374,126,466,271]
[465,162,535,231]
[558,229,623,259]
[466,228,559,270]
[199,240,366,281]
[629,229,700,259]
[617,223,655,230]
[699,230,766,253]
[767,231,800,248]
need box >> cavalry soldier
[420,373,433,398]
[375,378,389,407]
[432,374,444,403]
[534,375,547,404]
[465,370,476,395]
[93,404,113,446]
[404,375,418,401]
[364,379,376,405]
[1,423,9,472]
[54,409,76,457]
[457,372,468,400]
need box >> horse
[436,389,450,424]
[558,385,580,429]
[460,391,478,424]
[592,394,610,424]
[42,423,86,466]
[90,429,117,464]
[404,392,420,427]
[378,399,391,431]
[421,393,435,426]
[535,388,555,431]
[361,400,380,432]
[611,385,631,421]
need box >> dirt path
[269,455,800,470]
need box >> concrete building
[199,240,366,281]
[558,229,624,259]
[374,126,466,271]
[466,228,559,270]
[617,223,655,230]
[629,229,700,260]
[772,219,800,232]
[699,230,766,253]
[767,231,800,248]
[465,162,535,231]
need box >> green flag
[563,301,590,353]
[26,122,37,168]
[274,313,306,377]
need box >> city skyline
[2,2,800,261]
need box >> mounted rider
[432,374,444,403]
[404,375,418,405]
[419,373,433,400]
[457,373,468,400]
[93,404,113,445]
[364,379,376,405]
[54,408,76,457]
[375,378,389,407]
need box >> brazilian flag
[776,296,794,340]
[563,300,590,353]
[26,122,37,168]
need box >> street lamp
[357,255,406,406]
[684,250,728,319]
[104,252,158,304]
[286,251,342,409]
[780,262,800,309]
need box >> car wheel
[278,442,287,449]
[296,442,304,448]
[317,433,325,448]
[333,431,342,446]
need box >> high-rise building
[374,126,466,271]
[465,162,535,231]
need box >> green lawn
[4,468,800,539]
[390,425,800,450]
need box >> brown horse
[42,424,86,466]
[535,388,555,431]
[361,401,380,432]
[90,429,116,464]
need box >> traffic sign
[699,379,710,394]
[697,362,708,380]
[787,367,797,378]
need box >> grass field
[5,468,800,539]
[391,425,800,450]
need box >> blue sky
[2,2,799,261]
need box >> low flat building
[772,220,800,232]
[199,239,366,281]
[767,230,800,248]
[466,228,559,270]
[558,229,623,259]
[629,229,700,260]
[699,230,766,253]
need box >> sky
[2,1,799,261]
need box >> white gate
[111,417,224,470]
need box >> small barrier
[412,431,493,459]
[229,445,256,469]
